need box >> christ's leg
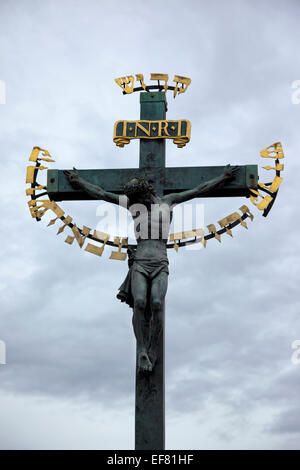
[131,269,152,372]
[148,271,168,368]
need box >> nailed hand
[224,164,239,181]
[63,167,82,189]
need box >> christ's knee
[134,297,147,313]
[151,298,163,317]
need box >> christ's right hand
[63,167,82,189]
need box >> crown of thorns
[124,178,156,197]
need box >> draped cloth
[116,248,169,309]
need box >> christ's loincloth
[116,249,169,309]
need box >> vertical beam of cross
[134,92,167,450]
[139,91,166,195]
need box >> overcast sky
[0,0,300,450]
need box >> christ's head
[124,177,156,204]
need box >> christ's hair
[124,178,156,198]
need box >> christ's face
[126,178,139,192]
[124,178,155,204]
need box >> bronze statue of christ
[64,165,238,373]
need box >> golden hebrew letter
[250,189,273,211]
[218,213,237,226]
[29,209,39,219]
[29,207,45,218]
[65,235,74,245]
[239,205,254,221]
[217,215,233,237]
[27,200,37,218]
[47,201,65,218]
[260,142,284,159]
[170,228,206,249]
[169,228,205,242]
[169,232,179,242]
[207,224,221,242]
[136,74,146,91]
[258,176,283,193]
[73,225,91,248]
[29,147,53,162]
[39,200,65,218]
[93,230,110,243]
[36,207,49,218]
[65,225,91,248]
[28,199,37,207]
[29,148,41,162]
[226,211,248,229]
[57,216,72,235]
[28,199,51,219]
[85,230,110,257]
[115,76,134,94]
[173,75,191,98]
[85,243,104,256]
[150,73,169,91]
[26,166,37,184]
[27,198,61,221]
[26,188,35,196]
[26,185,46,196]
[250,195,273,210]
[224,211,248,229]
[233,211,246,227]
[26,165,48,184]
[196,228,207,248]
[109,237,128,261]
[262,164,284,171]
[29,204,46,219]
[268,176,283,192]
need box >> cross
[47,90,258,450]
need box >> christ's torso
[129,198,172,258]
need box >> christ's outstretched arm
[162,165,239,206]
[64,168,125,206]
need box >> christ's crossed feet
[138,350,153,373]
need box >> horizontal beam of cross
[47,165,258,201]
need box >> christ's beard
[128,192,154,206]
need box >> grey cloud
[268,406,300,435]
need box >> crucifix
[43,74,263,450]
